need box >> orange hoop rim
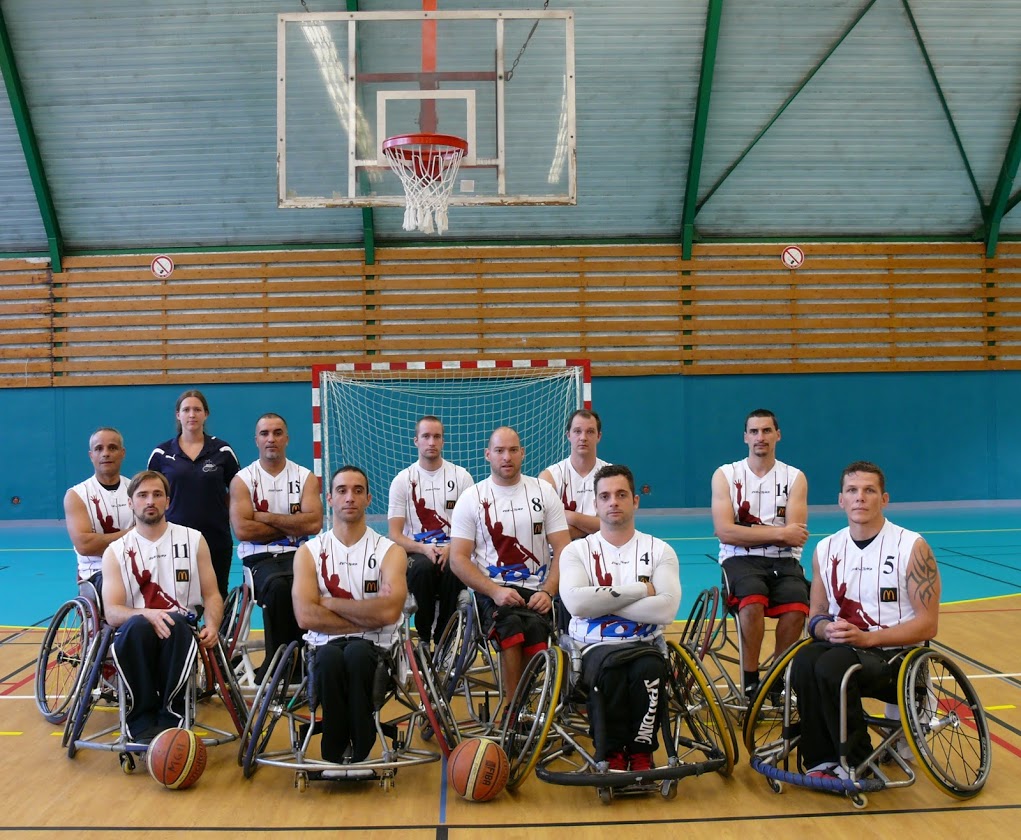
[382,133,468,159]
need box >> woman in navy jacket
[147,389,240,598]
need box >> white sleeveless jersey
[303,527,399,649]
[387,460,474,538]
[236,459,313,559]
[717,458,803,563]
[69,476,132,578]
[110,524,204,613]
[542,457,609,516]
[817,519,922,644]
[562,531,676,645]
[449,476,568,589]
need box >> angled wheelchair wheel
[241,640,303,778]
[742,637,811,755]
[407,639,460,757]
[898,647,992,799]
[501,646,564,791]
[203,636,250,736]
[36,596,98,724]
[679,587,719,660]
[666,641,737,775]
[64,625,114,756]
[432,604,467,699]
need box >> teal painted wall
[1,371,1017,521]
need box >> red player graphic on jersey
[592,550,613,587]
[127,545,186,611]
[829,555,880,630]
[90,495,116,534]
[482,498,542,574]
[411,479,450,531]
[560,485,577,513]
[734,480,764,525]
[252,477,269,512]
[320,549,353,599]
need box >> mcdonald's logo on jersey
[880,587,898,603]
[532,522,543,536]
[176,569,190,583]
[290,503,301,514]
[446,500,455,510]
[364,580,379,594]
[776,505,786,518]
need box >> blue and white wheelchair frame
[743,637,992,809]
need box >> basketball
[447,737,509,802]
[146,728,207,790]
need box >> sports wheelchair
[682,576,804,726]
[238,598,450,792]
[431,588,506,738]
[499,635,737,803]
[35,579,103,724]
[743,637,992,809]
[62,614,249,774]
[219,566,261,692]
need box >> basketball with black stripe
[447,737,509,801]
[146,728,207,790]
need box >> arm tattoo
[907,545,939,608]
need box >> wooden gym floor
[1,507,1020,838]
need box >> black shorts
[476,587,553,656]
[723,554,809,617]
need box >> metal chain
[300,0,310,12]
[506,0,551,82]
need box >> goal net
[312,360,591,516]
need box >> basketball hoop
[382,133,468,235]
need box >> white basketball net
[382,137,466,235]
[316,363,586,516]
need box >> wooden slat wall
[2,242,1019,386]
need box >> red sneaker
[606,750,628,771]
[629,751,655,772]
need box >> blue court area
[3,503,1020,629]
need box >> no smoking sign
[151,255,175,278]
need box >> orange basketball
[447,737,509,802]
[146,728,207,790]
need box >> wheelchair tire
[502,646,564,791]
[63,624,114,757]
[407,639,460,757]
[898,647,992,799]
[666,641,737,775]
[241,640,303,779]
[36,596,98,724]
[742,637,812,755]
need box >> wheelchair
[35,579,103,724]
[62,615,249,774]
[220,566,260,693]
[684,573,804,726]
[743,637,993,809]
[499,635,737,803]
[238,598,449,792]
[431,588,505,738]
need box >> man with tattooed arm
[791,461,942,779]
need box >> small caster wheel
[660,780,678,800]
[294,771,308,793]
[768,778,783,794]
[381,775,395,793]
[120,753,136,774]
[850,793,868,810]
[597,786,613,805]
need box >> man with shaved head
[450,426,570,701]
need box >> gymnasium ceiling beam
[0,6,63,272]
[901,0,983,208]
[982,104,1021,258]
[694,0,879,219]
[347,0,376,265]
[680,0,723,261]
